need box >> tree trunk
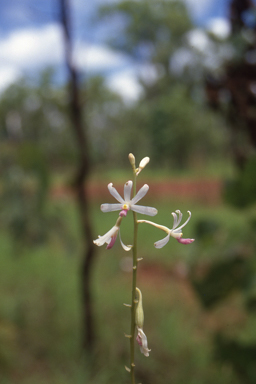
[59,0,96,352]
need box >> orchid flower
[136,327,151,357]
[138,210,194,248]
[93,217,132,251]
[101,180,157,217]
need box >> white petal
[131,205,158,216]
[137,328,150,357]
[130,184,149,205]
[119,231,132,251]
[124,180,133,202]
[154,233,170,248]
[101,203,123,212]
[175,210,183,227]
[93,225,118,246]
[108,183,125,204]
[172,212,178,229]
[175,211,191,232]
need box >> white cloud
[0,23,131,82]
[106,62,165,102]
[187,29,210,52]
[107,68,143,102]
[0,66,21,93]
[0,24,63,70]
[207,17,231,39]
[74,43,129,72]
[185,27,234,73]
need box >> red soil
[52,179,222,204]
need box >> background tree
[97,0,228,169]
[205,0,256,206]
[59,0,96,352]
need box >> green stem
[130,173,138,384]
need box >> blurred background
[1,0,256,383]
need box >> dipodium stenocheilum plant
[93,154,194,384]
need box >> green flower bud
[135,287,144,329]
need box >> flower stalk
[130,169,138,384]
[93,153,194,384]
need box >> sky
[0,0,232,99]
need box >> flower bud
[139,157,150,169]
[136,156,150,175]
[135,287,144,329]
[128,153,136,169]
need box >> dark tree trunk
[59,0,96,352]
[205,0,256,170]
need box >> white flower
[136,327,151,357]
[138,210,194,248]
[101,180,157,217]
[93,219,132,251]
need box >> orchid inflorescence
[93,154,194,382]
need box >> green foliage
[99,0,192,70]
[214,335,256,384]
[0,70,76,166]
[0,200,245,384]
[145,85,226,168]
[0,143,50,245]
[224,155,256,208]
[96,0,228,169]
[192,256,252,308]
[189,206,256,384]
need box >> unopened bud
[135,287,144,329]
[128,153,136,169]
[139,157,150,169]
[136,157,150,176]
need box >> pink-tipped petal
[177,237,195,244]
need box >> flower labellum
[177,237,194,244]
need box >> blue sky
[0,0,232,99]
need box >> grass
[0,187,254,384]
